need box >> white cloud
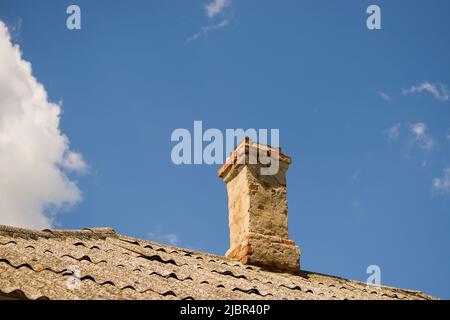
[187,19,229,42]
[378,91,391,102]
[411,122,426,137]
[403,82,449,102]
[433,168,450,194]
[188,0,233,42]
[0,21,86,229]
[61,151,87,172]
[409,122,434,151]
[387,123,401,141]
[148,225,178,245]
[206,0,232,19]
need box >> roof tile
[0,225,437,300]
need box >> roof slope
[0,225,436,300]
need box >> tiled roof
[0,225,436,300]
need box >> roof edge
[0,225,117,240]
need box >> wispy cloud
[206,0,232,19]
[378,91,391,102]
[148,225,179,246]
[409,122,434,151]
[386,122,436,152]
[433,168,450,195]
[187,19,229,42]
[387,123,401,141]
[403,82,449,102]
[0,21,86,229]
[188,0,234,42]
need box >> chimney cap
[217,138,292,178]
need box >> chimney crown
[218,138,300,273]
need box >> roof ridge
[0,224,117,240]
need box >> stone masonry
[218,138,301,273]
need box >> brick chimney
[218,138,300,273]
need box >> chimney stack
[218,138,300,273]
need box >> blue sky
[0,0,449,298]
